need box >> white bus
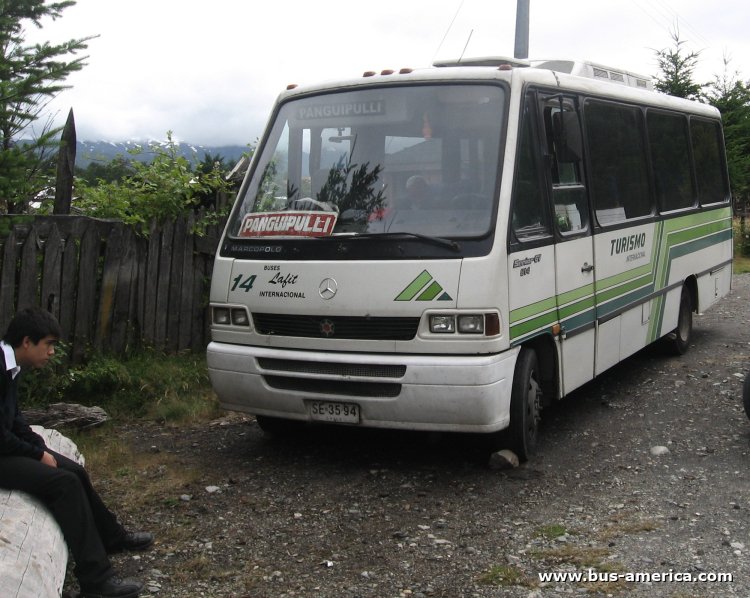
[207,57,732,460]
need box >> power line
[433,0,466,62]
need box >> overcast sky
[25,0,750,146]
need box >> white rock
[489,449,520,470]
[650,446,670,456]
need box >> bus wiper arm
[348,232,461,251]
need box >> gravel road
[80,274,750,598]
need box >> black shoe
[108,531,154,553]
[80,576,143,598]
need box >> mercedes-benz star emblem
[319,278,338,300]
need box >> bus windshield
[228,84,506,240]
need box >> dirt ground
[69,274,750,598]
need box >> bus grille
[257,358,406,378]
[263,375,401,398]
[253,313,419,340]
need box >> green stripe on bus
[595,274,653,304]
[666,219,731,246]
[558,296,595,320]
[510,296,558,322]
[595,263,653,292]
[395,270,432,301]
[509,206,731,343]
[510,310,559,338]
[416,281,443,301]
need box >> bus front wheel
[666,285,693,355]
[508,347,542,462]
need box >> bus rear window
[691,118,729,205]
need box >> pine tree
[653,27,703,100]
[0,0,93,213]
[705,59,750,255]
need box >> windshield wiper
[341,231,461,252]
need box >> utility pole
[514,0,530,59]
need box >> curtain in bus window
[512,97,550,240]
[647,111,695,211]
[584,101,651,225]
[691,118,729,205]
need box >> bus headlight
[231,308,250,326]
[428,313,501,336]
[213,307,231,325]
[457,314,484,334]
[429,315,456,333]
[212,306,251,327]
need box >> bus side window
[511,94,551,241]
[690,118,730,205]
[584,100,652,225]
[647,110,695,212]
[540,95,588,235]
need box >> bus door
[538,93,596,394]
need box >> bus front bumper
[206,342,519,434]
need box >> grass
[22,349,221,424]
[535,523,571,540]
[734,253,750,274]
[478,564,535,588]
[733,218,750,274]
[68,427,204,512]
[44,351,223,519]
[596,512,660,542]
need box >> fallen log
[24,402,109,430]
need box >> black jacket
[0,350,46,460]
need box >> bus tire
[743,373,750,420]
[508,347,542,462]
[666,285,692,355]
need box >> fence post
[72,225,101,362]
[41,224,63,318]
[17,227,39,310]
[178,213,196,351]
[0,228,19,333]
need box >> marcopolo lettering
[610,233,647,256]
[297,100,385,120]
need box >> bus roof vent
[530,59,654,90]
[433,56,530,68]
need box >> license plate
[309,401,360,424]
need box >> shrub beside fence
[0,215,221,362]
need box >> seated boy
[0,307,153,598]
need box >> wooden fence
[0,215,221,361]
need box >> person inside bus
[0,307,153,598]
[369,174,432,226]
[403,174,431,209]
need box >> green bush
[19,350,218,423]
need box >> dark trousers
[0,450,125,585]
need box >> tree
[705,59,750,255]
[76,155,135,186]
[73,133,231,232]
[0,0,93,213]
[653,27,703,100]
